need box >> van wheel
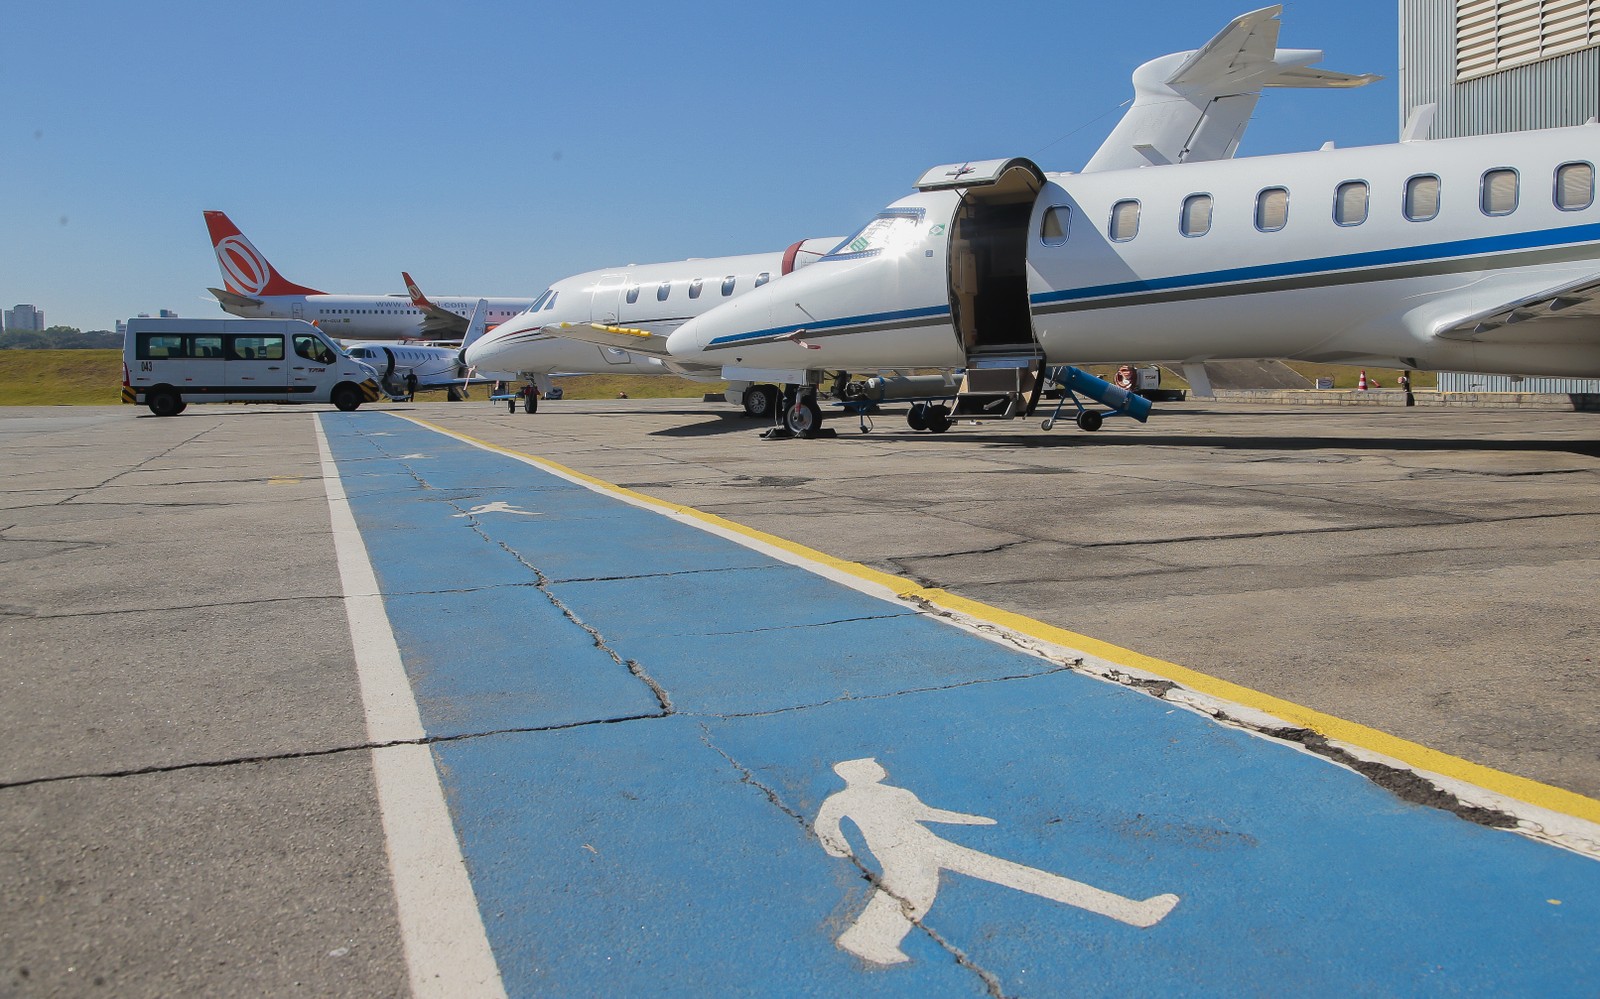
[331,385,362,412]
[173,401,187,415]
[148,389,182,417]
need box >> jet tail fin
[1082,5,1380,173]
[401,271,471,337]
[202,211,326,297]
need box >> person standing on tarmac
[1398,370,1415,407]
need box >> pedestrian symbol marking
[452,501,540,518]
[814,758,1179,965]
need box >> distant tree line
[0,326,121,349]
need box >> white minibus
[122,318,384,416]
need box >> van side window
[137,334,185,359]
[1255,187,1289,231]
[1108,200,1140,241]
[228,335,283,360]
[1040,205,1070,245]
[1404,174,1440,221]
[656,282,672,302]
[1556,162,1595,210]
[721,275,736,296]
[688,279,703,300]
[1180,195,1212,237]
[192,335,223,358]
[754,272,771,287]
[1334,181,1369,226]
[625,285,640,304]
[294,334,334,364]
[1480,168,1518,216]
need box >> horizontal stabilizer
[1435,272,1600,342]
[546,321,674,357]
[208,287,262,310]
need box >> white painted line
[315,416,506,999]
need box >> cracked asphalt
[3,399,1599,997]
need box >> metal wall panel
[1436,372,1600,392]
[1400,0,1600,138]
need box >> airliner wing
[1435,272,1600,342]
[402,271,471,337]
[208,287,262,310]
[545,320,676,358]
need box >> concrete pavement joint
[692,666,1077,721]
[697,726,1009,998]
[0,593,342,620]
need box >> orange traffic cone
[1357,369,1369,391]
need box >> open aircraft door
[915,158,1046,359]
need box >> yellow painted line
[268,475,302,485]
[397,413,1600,828]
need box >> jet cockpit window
[1179,195,1212,237]
[657,282,672,302]
[543,292,558,310]
[1334,182,1369,226]
[1255,188,1289,232]
[721,275,736,296]
[1404,175,1440,221]
[823,207,927,261]
[1040,206,1070,245]
[1556,162,1594,211]
[1480,169,1518,216]
[527,290,552,313]
[1108,200,1140,242]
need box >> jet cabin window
[656,282,672,302]
[755,272,771,287]
[688,279,703,300]
[1180,195,1212,237]
[1481,169,1518,216]
[721,276,736,296]
[1556,162,1595,211]
[1334,181,1369,226]
[824,208,926,260]
[625,285,640,304]
[1108,200,1140,241]
[1405,175,1440,221]
[1040,206,1070,245]
[1255,188,1289,232]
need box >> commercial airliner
[203,211,536,341]
[666,124,1600,435]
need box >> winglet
[203,211,326,297]
[461,299,492,352]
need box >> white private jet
[203,211,536,340]
[471,5,1376,422]
[665,123,1600,435]
[463,240,841,418]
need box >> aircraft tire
[906,403,928,431]
[147,388,182,418]
[924,404,951,434]
[786,397,823,438]
[1075,410,1103,432]
[743,384,777,419]
[524,393,538,414]
[331,384,362,413]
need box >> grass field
[0,349,1436,408]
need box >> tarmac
[3,396,1598,996]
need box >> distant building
[159,309,178,318]
[3,304,45,332]
[1400,0,1600,391]
[1400,0,1600,139]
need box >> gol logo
[216,235,271,295]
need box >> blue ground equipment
[1041,366,1153,431]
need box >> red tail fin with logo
[203,211,327,297]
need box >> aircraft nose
[667,294,774,360]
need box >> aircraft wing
[545,320,676,358]
[1434,271,1600,342]
[208,287,262,310]
[402,271,471,337]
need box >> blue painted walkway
[324,412,1600,997]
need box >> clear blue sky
[2,0,1403,332]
